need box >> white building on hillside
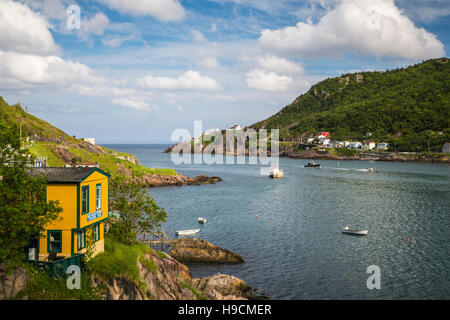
[362,142,376,150]
[83,138,96,145]
[228,124,242,130]
[377,142,389,150]
[348,142,362,149]
[319,139,331,146]
[342,141,351,147]
[442,142,450,153]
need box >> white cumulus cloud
[112,97,154,111]
[258,55,304,74]
[191,30,206,42]
[0,0,59,55]
[259,0,445,60]
[95,0,185,21]
[246,70,293,91]
[78,13,110,40]
[198,57,220,69]
[0,50,104,87]
[138,70,220,91]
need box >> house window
[93,223,100,242]
[77,229,86,250]
[48,231,62,253]
[96,184,101,210]
[82,186,89,214]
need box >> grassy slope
[251,58,450,152]
[0,96,176,176]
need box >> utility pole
[17,117,22,142]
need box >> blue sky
[0,0,449,143]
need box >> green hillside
[0,96,176,176]
[252,58,450,152]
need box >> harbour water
[106,144,450,299]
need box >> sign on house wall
[87,209,102,222]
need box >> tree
[108,171,167,245]
[0,120,62,267]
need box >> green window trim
[47,230,62,253]
[81,185,89,215]
[93,223,100,242]
[77,229,86,251]
[96,183,102,210]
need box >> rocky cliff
[2,241,260,300]
[0,265,29,300]
[91,246,253,300]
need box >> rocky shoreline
[164,143,450,164]
[1,239,266,300]
[148,238,245,265]
[141,173,223,187]
[91,248,260,300]
[285,150,450,163]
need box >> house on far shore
[443,142,450,153]
[228,124,242,131]
[315,131,330,139]
[348,142,362,149]
[362,142,376,150]
[342,141,351,147]
[377,142,389,150]
[319,138,331,147]
[331,141,345,148]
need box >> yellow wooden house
[29,167,110,261]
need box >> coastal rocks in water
[167,239,245,265]
[192,274,261,300]
[141,174,223,187]
[186,175,223,186]
[0,264,29,300]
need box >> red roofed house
[316,132,330,139]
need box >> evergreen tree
[0,120,62,267]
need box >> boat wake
[321,167,375,173]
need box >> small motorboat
[304,162,321,168]
[176,229,200,236]
[367,168,374,172]
[198,217,207,224]
[342,226,368,236]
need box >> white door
[28,247,36,260]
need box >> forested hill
[251,58,450,152]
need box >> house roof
[29,167,110,183]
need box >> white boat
[198,217,207,224]
[176,229,200,236]
[269,165,284,178]
[342,226,368,235]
